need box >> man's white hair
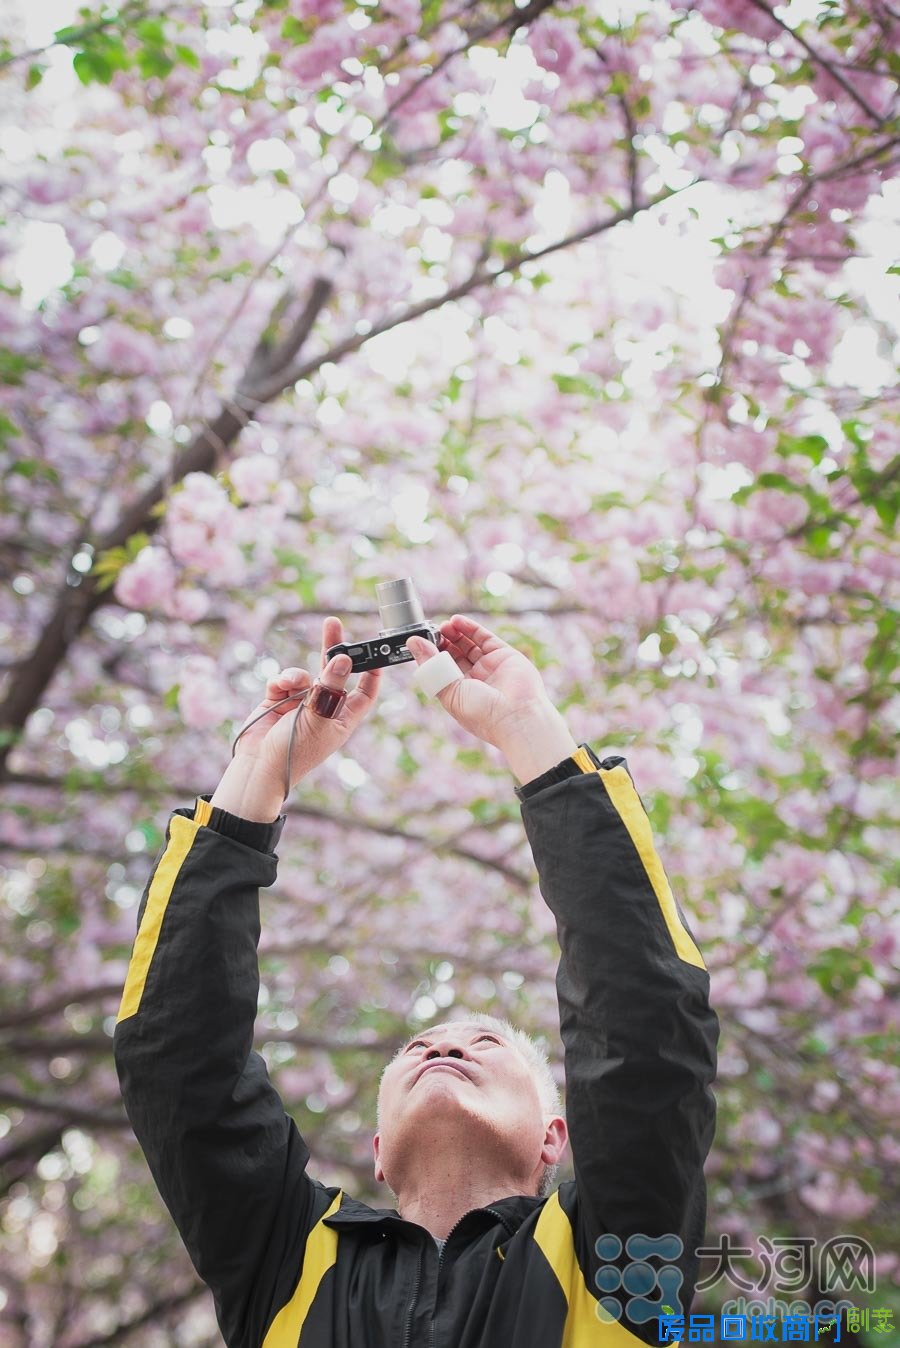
[377,1012,563,1201]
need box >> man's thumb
[405,635,433,663]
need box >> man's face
[373,1021,564,1194]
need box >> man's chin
[400,1078,483,1130]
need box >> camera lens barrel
[376,578,425,634]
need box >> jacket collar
[323,1194,400,1227]
[323,1192,542,1234]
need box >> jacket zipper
[402,1242,424,1348]
[484,1206,513,1233]
[429,1209,514,1348]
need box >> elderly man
[114,613,718,1348]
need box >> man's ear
[373,1131,385,1184]
[540,1116,568,1168]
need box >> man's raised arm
[114,623,383,1348]
[406,617,719,1343]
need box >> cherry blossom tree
[0,0,897,1341]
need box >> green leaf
[873,495,897,530]
[135,18,166,43]
[175,43,200,69]
[808,948,874,998]
[91,533,151,592]
[0,350,39,388]
[163,684,181,711]
[437,109,460,143]
[54,23,89,44]
[757,471,797,491]
[589,490,628,510]
[137,45,174,78]
[138,819,165,849]
[396,747,418,777]
[775,432,829,464]
[0,410,21,443]
[271,549,320,605]
[805,524,834,555]
[552,373,598,397]
[368,149,404,186]
[73,49,112,84]
[535,512,562,534]
[26,63,46,89]
[863,614,897,674]
[281,15,311,43]
[8,457,60,484]
[841,419,869,450]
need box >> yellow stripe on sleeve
[262,1192,342,1347]
[573,747,597,776]
[599,764,706,970]
[116,815,202,1024]
[193,797,213,826]
[534,1194,671,1346]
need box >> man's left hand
[405,614,554,750]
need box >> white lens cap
[412,649,464,697]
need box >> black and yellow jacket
[114,744,718,1348]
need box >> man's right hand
[210,616,383,820]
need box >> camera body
[325,579,445,673]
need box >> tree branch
[252,185,685,401]
[2,774,533,886]
[0,143,682,783]
[237,277,334,397]
[68,1286,206,1348]
[744,0,889,127]
[0,1089,126,1128]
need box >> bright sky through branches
[3,0,897,395]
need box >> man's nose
[425,1041,466,1060]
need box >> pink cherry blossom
[115,545,178,611]
[177,655,227,730]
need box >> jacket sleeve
[516,746,719,1334]
[113,798,329,1348]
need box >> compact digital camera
[325,578,445,673]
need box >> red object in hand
[307,682,346,719]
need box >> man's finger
[435,635,475,673]
[448,614,506,653]
[320,615,343,671]
[346,666,382,710]
[321,652,352,684]
[404,635,434,662]
[267,667,311,694]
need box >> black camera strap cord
[230,689,314,808]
